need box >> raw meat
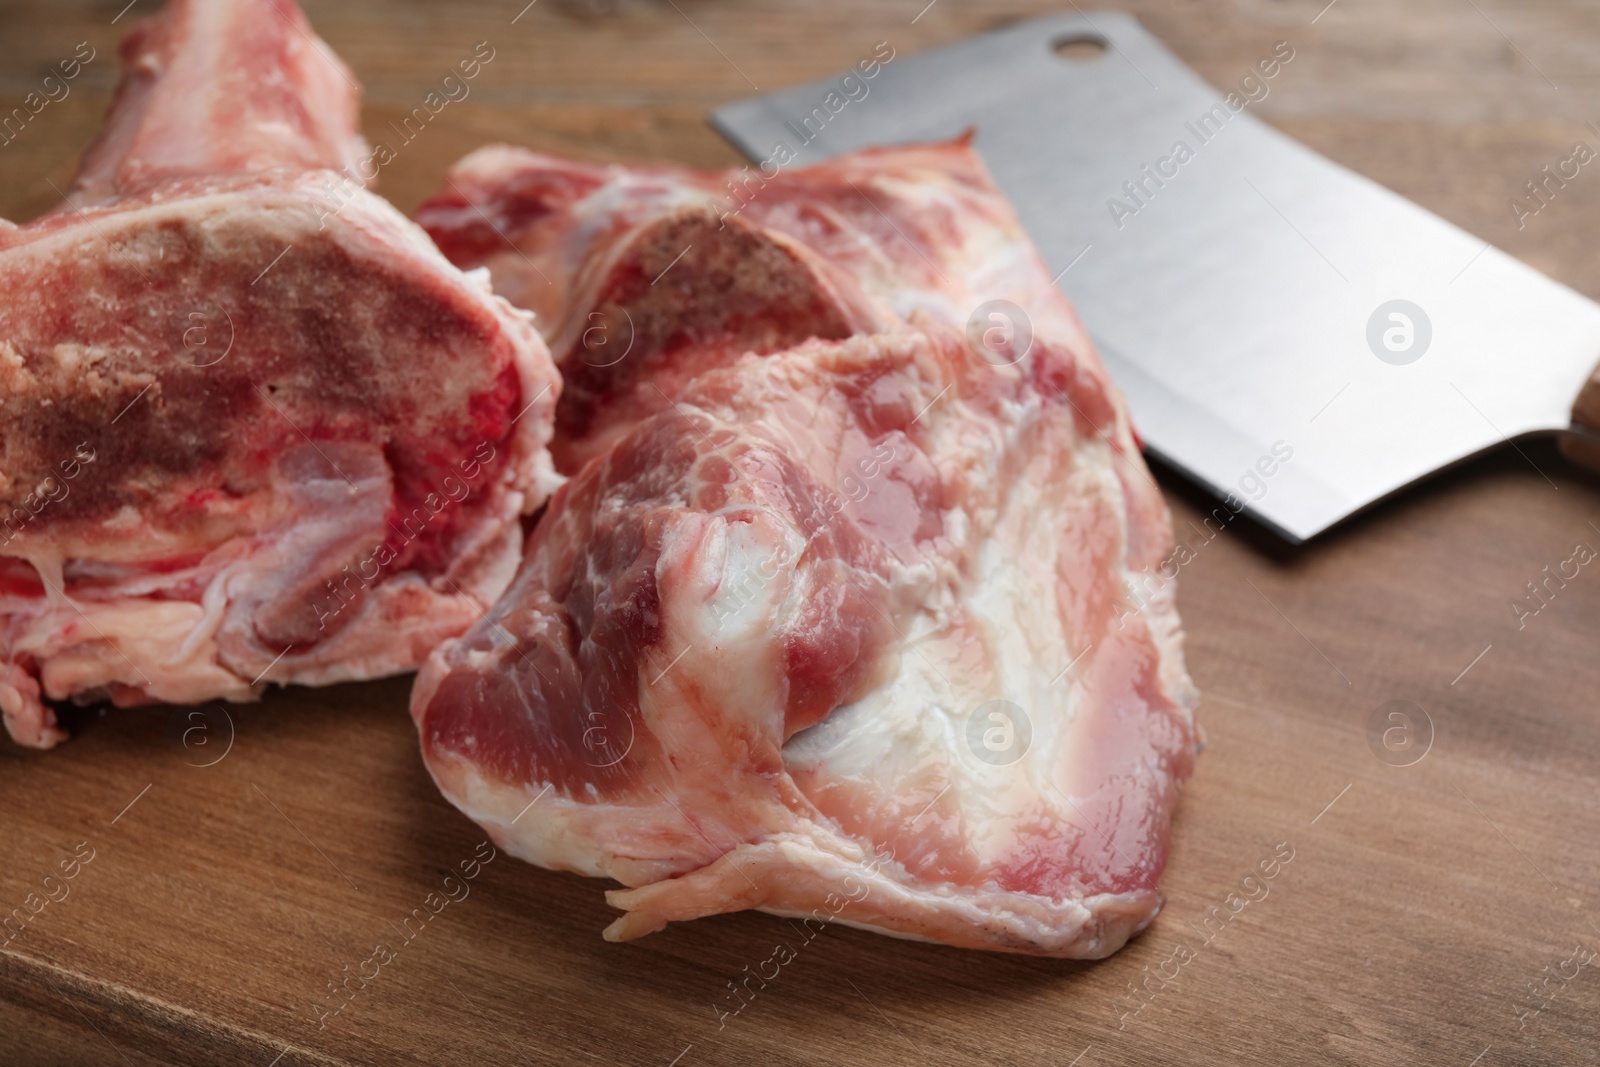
[412,144,1198,956]
[0,0,560,748]
[416,141,1063,472]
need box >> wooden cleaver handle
[1561,368,1600,472]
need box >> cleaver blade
[711,12,1600,544]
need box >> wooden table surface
[5,1,1600,1064]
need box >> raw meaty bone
[417,140,1071,473]
[0,0,560,749]
[412,143,1199,956]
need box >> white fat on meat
[411,132,1197,957]
[414,327,1198,958]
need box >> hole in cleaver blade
[710,11,1600,545]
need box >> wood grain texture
[4,1,1600,1064]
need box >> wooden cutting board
[4,1,1600,1064]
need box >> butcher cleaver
[711,12,1600,544]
